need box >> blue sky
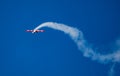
[0,0,120,76]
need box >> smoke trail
[33,22,120,63]
[109,63,116,76]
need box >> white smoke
[109,63,116,76]
[33,22,120,63]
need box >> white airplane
[26,30,44,33]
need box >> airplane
[26,30,44,33]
